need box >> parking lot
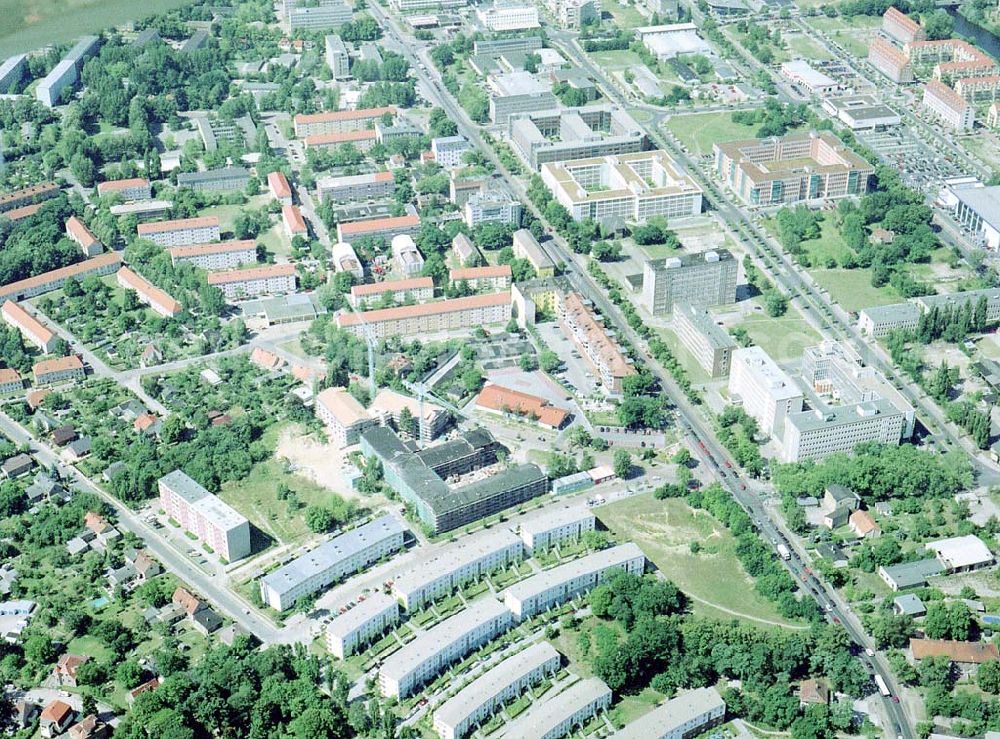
[533,322,601,398]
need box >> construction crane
[403,377,472,443]
[345,302,376,397]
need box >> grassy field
[597,494,802,628]
[810,268,902,313]
[803,15,881,58]
[0,0,192,57]
[587,49,646,71]
[597,0,647,29]
[737,311,823,362]
[784,33,833,61]
[666,112,808,158]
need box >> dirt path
[685,591,810,630]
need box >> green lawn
[810,268,902,314]
[587,49,645,71]
[608,687,667,729]
[784,33,833,61]
[597,0,647,29]
[737,311,823,362]
[597,494,803,628]
[770,214,853,268]
[804,15,881,58]
[666,112,808,158]
[66,634,114,663]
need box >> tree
[764,291,788,317]
[980,659,1000,694]
[519,353,538,371]
[116,659,144,689]
[305,506,335,533]
[672,448,692,466]
[539,350,561,373]
[23,633,56,666]
[923,9,954,39]
[613,449,631,479]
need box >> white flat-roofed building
[318,171,395,203]
[36,59,77,107]
[137,217,220,248]
[780,60,838,95]
[325,35,350,78]
[611,687,726,739]
[728,346,803,438]
[509,107,647,171]
[821,95,902,130]
[379,598,513,699]
[434,642,561,739]
[207,263,296,300]
[260,514,406,611]
[477,4,540,31]
[672,302,737,378]
[315,387,375,448]
[0,54,27,93]
[110,200,172,221]
[2,301,57,354]
[488,71,558,125]
[926,534,995,572]
[642,250,737,315]
[158,470,251,562]
[519,505,595,552]
[635,23,710,60]
[326,591,400,658]
[857,302,920,338]
[504,542,645,619]
[287,1,352,31]
[542,150,702,227]
[500,677,612,739]
[332,242,364,280]
[392,529,524,610]
[780,398,906,463]
[168,240,257,270]
[392,234,425,277]
[432,136,472,169]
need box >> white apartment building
[337,292,511,340]
[96,177,152,201]
[332,242,364,280]
[781,399,906,463]
[477,4,540,31]
[293,106,397,137]
[168,240,257,270]
[0,252,121,303]
[325,35,350,78]
[611,687,726,739]
[392,529,524,610]
[287,2,352,31]
[315,387,375,448]
[432,136,472,169]
[1,301,58,354]
[392,234,425,277]
[349,276,434,308]
[728,346,803,438]
[672,302,737,378]
[857,303,920,339]
[923,80,975,131]
[206,264,296,300]
[518,505,595,552]
[433,643,561,739]
[260,514,406,611]
[326,592,400,659]
[503,542,645,620]
[448,265,512,291]
[137,216,221,248]
[158,470,251,562]
[501,677,612,739]
[464,191,523,228]
[317,171,395,203]
[379,598,513,699]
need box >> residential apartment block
[672,302,738,377]
[868,37,915,83]
[33,356,85,385]
[326,591,399,659]
[433,642,561,739]
[0,182,59,213]
[304,129,378,152]
[336,291,511,339]
[282,204,308,239]
[558,291,635,396]
[137,217,221,248]
[882,6,924,45]
[0,252,121,302]
[336,214,421,243]
[168,240,257,270]
[0,368,22,395]
[206,263,297,300]
[379,598,513,699]
[390,528,524,610]
[512,229,555,277]
[953,75,1000,102]
[157,470,251,562]
[260,514,406,611]
[541,150,703,226]
[503,542,646,619]
[857,302,921,338]
[96,177,152,201]
[293,106,397,137]
[315,387,374,448]
[728,346,804,437]
[268,171,293,205]
[501,677,612,739]
[176,167,251,193]
[0,54,27,94]
[464,191,523,228]
[36,36,100,107]
[487,71,558,125]
[348,276,434,308]
[65,216,102,257]
[714,131,873,206]
[922,80,975,130]
[116,267,182,318]
[317,171,395,203]
[611,687,726,739]
[392,234,425,276]
[642,250,738,315]
[518,504,596,552]
[549,0,598,28]
[2,301,57,353]
[509,106,647,171]
[431,136,472,169]
[449,265,512,291]
[325,35,350,78]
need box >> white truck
[777,544,791,561]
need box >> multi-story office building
[65,216,102,257]
[431,136,472,169]
[336,214,421,243]
[477,4,540,31]
[325,35,350,78]
[389,528,524,610]
[192,116,257,153]
[641,250,737,316]
[518,504,596,552]
[512,229,555,277]
[390,0,466,11]
[379,598,513,699]
[549,0,598,28]
[503,543,645,619]
[168,240,257,270]
[433,643,561,739]
[305,129,378,152]
[0,252,121,302]
[315,387,375,447]
[1,301,58,353]
[672,302,738,378]
[97,177,152,201]
[821,95,902,129]
[392,234,424,276]
[557,291,636,396]
[882,6,924,45]
[326,592,400,658]
[337,292,511,339]
[781,398,906,462]
[611,687,726,739]
[177,167,250,193]
[33,356,85,385]
[332,242,364,279]
[137,216,221,248]
[286,1,352,31]
[260,514,406,611]
[487,71,558,124]
[464,190,523,228]
[0,54,27,93]
[0,182,59,213]
[282,204,308,239]
[915,287,1000,321]
[922,80,975,130]
[317,171,395,203]
[116,267,182,318]
[348,276,434,308]
[857,302,921,338]
[542,150,703,226]
[474,36,543,57]
[714,131,874,205]
[207,264,296,300]
[293,106,397,137]
[158,470,251,562]
[449,265,512,291]
[728,346,803,437]
[268,171,293,205]
[501,677,612,739]
[509,107,647,171]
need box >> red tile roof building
[66,216,102,257]
[96,177,152,200]
[0,182,59,213]
[116,267,182,318]
[281,204,308,238]
[304,129,378,152]
[293,106,396,137]
[336,214,421,243]
[868,37,915,84]
[336,291,511,339]
[0,368,22,395]
[475,383,570,429]
[0,252,122,302]
[206,263,297,300]
[33,355,85,385]
[448,264,512,290]
[923,79,975,130]
[267,171,293,204]
[558,291,635,396]
[882,7,924,45]
[2,300,58,353]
